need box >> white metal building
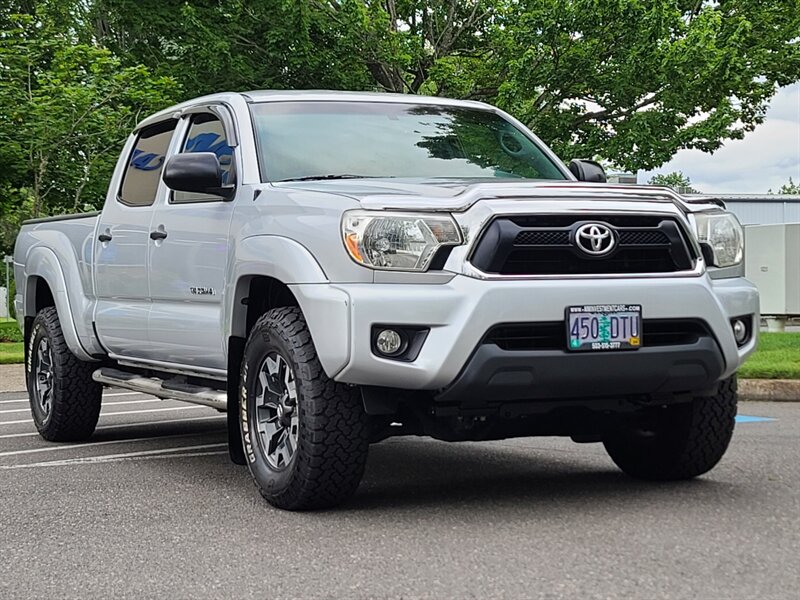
[0,288,7,319]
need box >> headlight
[694,211,744,267]
[342,211,462,271]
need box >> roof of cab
[241,89,490,109]
[135,89,493,132]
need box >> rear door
[146,109,237,371]
[94,119,178,357]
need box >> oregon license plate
[566,304,642,351]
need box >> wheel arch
[224,236,334,465]
[226,235,328,340]
[22,248,94,362]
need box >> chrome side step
[92,367,227,411]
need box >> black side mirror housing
[162,152,235,200]
[568,159,607,183]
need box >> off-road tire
[240,307,369,510]
[604,376,738,480]
[27,307,102,441]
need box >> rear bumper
[435,337,725,404]
[291,274,758,392]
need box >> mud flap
[227,336,247,465]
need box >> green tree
[0,9,179,243]
[648,171,699,194]
[768,177,800,194]
[92,0,375,97]
[90,1,800,173]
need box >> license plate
[566,304,642,351]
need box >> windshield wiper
[276,174,383,183]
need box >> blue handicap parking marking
[736,415,776,424]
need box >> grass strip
[738,332,800,380]
[0,342,24,365]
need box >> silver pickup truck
[14,91,758,510]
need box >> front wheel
[27,307,102,441]
[604,376,738,480]
[240,307,369,510]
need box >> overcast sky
[638,83,800,194]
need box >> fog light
[376,329,403,355]
[732,319,748,344]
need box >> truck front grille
[469,214,695,276]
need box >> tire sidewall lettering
[240,361,257,464]
[241,318,297,495]
[27,322,41,377]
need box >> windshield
[249,101,567,183]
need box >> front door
[94,118,178,358]
[146,111,236,371]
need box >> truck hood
[273,178,719,213]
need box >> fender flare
[232,235,328,285]
[226,235,328,336]
[225,235,351,378]
[24,247,95,362]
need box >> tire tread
[242,307,368,510]
[605,376,737,480]
[30,307,102,442]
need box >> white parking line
[0,443,227,470]
[0,405,207,427]
[0,415,225,440]
[0,432,224,458]
[101,398,162,407]
[0,399,170,414]
[0,391,145,404]
[102,406,209,416]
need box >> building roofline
[687,194,800,202]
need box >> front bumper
[435,337,725,404]
[291,274,758,393]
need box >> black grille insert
[470,214,695,275]
[484,319,711,351]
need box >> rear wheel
[604,376,738,480]
[240,307,369,510]
[27,307,102,441]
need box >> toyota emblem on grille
[575,223,616,256]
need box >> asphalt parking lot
[0,389,798,600]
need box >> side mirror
[568,159,607,183]
[162,152,234,200]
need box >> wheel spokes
[254,352,300,470]
[34,337,55,416]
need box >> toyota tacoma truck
[13,91,758,510]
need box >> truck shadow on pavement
[345,438,739,513]
[81,421,740,514]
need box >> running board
[92,367,227,411]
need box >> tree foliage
[769,177,800,195]
[648,171,699,194]
[91,0,800,171]
[0,3,178,251]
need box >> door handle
[98,233,112,243]
[149,230,168,241]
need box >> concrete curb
[738,378,800,402]
[1,362,798,400]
